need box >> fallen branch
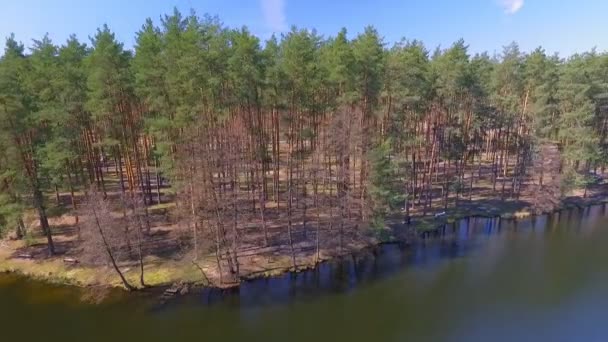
[63,257,79,264]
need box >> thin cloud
[499,0,524,14]
[261,0,287,32]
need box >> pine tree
[0,35,56,254]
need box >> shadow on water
[161,203,608,311]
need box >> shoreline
[2,194,607,295]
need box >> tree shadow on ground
[11,239,79,259]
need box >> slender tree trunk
[135,216,146,288]
[16,218,26,240]
[287,117,297,269]
[155,157,162,205]
[117,151,126,194]
[66,166,78,223]
[34,188,55,256]
[54,185,61,206]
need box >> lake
[2,205,608,341]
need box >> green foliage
[0,194,23,238]
[561,167,602,195]
[86,25,134,141]
[23,231,36,247]
[0,35,55,240]
[492,43,525,117]
[368,139,402,227]
[557,54,602,166]
[431,39,471,104]
[386,39,430,104]
[449,177,466,194]
[352,26,385,114]
[281,27,321,111]
[320,28,357,106]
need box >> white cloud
[261,0,287,32]
[499,0,524,14]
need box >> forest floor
[2,163,608,292]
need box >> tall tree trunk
[34,188,55,256]
[286,120,297,269]
[155,157,162,205]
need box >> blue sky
[1,0,607,56]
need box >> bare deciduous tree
[80,188,135,291]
